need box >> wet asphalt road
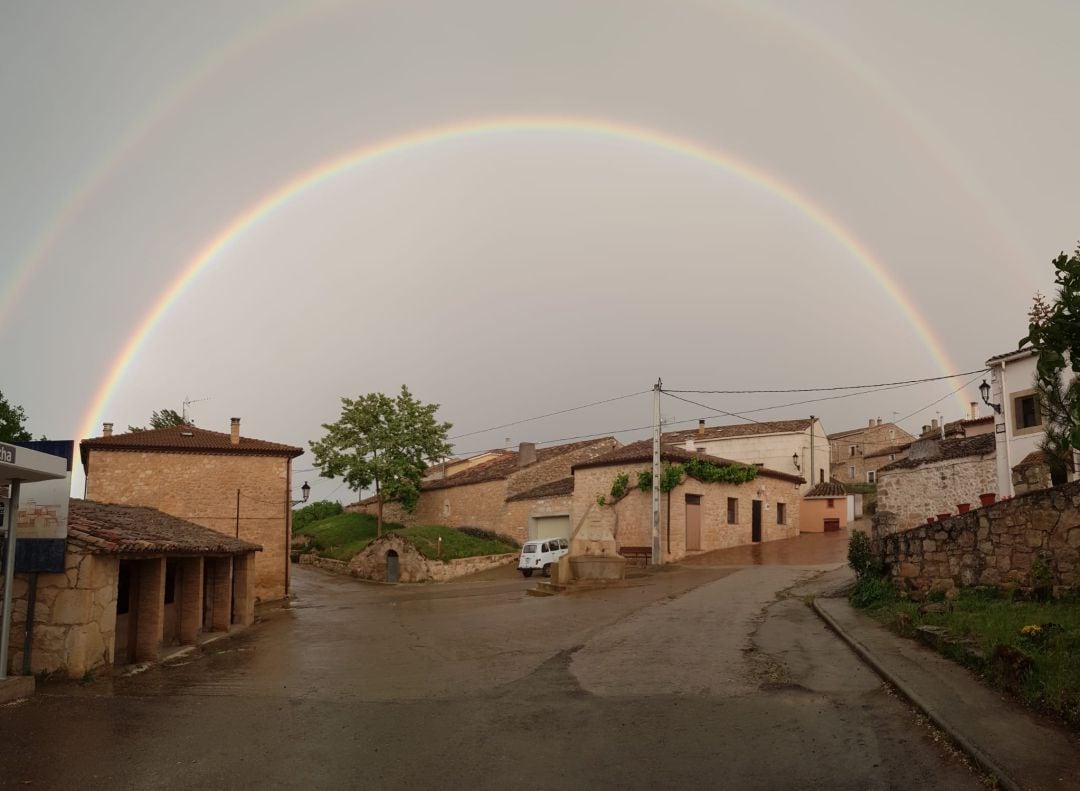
[1,531,982,790]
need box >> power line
[662,391,765,425]
[448,390,649,440]
[894,373,987,426]
[664,369,989,395]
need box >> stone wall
[877,455,996,533]
[2,548,118,678]
[501,494,572,542]
[86,450,291,601]
[876,480,1080,598]
[830,421,914,484]
[571,463,800,562]
[300,533,517,582]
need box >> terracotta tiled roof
[1013,451,1048,471]
[67,499,261,556]
[664,419,813,445]
[864,442,912,460]
[572,439,804,484]
[506,477,575,502]
[878,433,996,473]
[81,425,303,468]
[805,481,848,498]
[985,348,1037,364]
[421,438,618,491]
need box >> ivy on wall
[633,458,758,493]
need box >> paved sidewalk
[814,597,1080,791]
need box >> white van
[518,538,569,578]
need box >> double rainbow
[76,115,968,442]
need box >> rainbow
[76,115,971,443]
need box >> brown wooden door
[824,519,840,532]
[685,495,702,551]
[752,500,762,542]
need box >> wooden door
[752,500,762,542]
[685,495,702,551]
[386,550,399,583]
[824,519,840,532]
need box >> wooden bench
[619,546,652,567]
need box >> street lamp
[291,481,311,506]
[792,451,800,471]
[979,379,1002,415]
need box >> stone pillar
[134,557,166,663]
[210,557,233,632]
[177,557,204,644]
[231,553,255,627]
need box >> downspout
[1000,360,1012,496]
[809,416,815,490]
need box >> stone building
[569,440,804,562]
[665,418,830,494]
[3,499,258,678]
[876,433,997,532]
[348,438,618,543]
[828,418,916,485]
[80,419,303,602]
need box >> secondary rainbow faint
[76,115,972,444]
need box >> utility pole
[652,378,662,566]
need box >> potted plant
[979,492,996,506]
[957,503,971,514]
[926,516,936,523]
[936,512,951,521]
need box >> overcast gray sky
[2,1,1077,501]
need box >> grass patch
[397,525,517,561]
[293,512,404,561]
[854,584,1080,728]
[293,513,517,563]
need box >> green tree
[128,408,190,433]
[309,386,453,535]
[0,390,32,442]
[1020,244,1080,481]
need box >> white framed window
[848,465,856,479]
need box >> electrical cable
[448,390,649,440]
[663,369,989,395]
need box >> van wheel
[542,564,551,578]
[522,569,533,578]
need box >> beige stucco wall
[86,449,290,601]
[3,549,118,679]
[877,454,997,533]
[682,423,828,494]
[801,497,848,533]
[571,463,800,562]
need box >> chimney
[931,419,939,433]
[102,422,113,437]
[230,417,240,445]
[877,417,883,426]
[868,418,875,427]
[922,424,931,436]
[698,419,706,436]
[970,401,978,420]
[518,442,537,467]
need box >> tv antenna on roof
[182,395,211,424]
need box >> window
[849,445,857,457]
[888,429,895,439]
[826,498,835,508]
[848,466,855,479]
[442,500,451,517]
[820,469,825,484]
[1013,392,1041,431]
[776,503,786,525]
[727,497,738,524]
[889,454,895,461]
[696,447,706,453]
[866,470,876,484]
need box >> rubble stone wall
[876,480,1080,598]
[877,455,996,533]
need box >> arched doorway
[386,550,399,583]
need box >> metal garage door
[533,515,570,540]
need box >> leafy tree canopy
[1020,243,1080,478]
[128,409,190,433]
[309,385,453,534]
[0,390,32,442]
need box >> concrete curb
[811,598,1022,791]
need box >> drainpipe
[809,416,815,490]
[999,360,1012,496]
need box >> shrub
[847,530,883,580]
[292,500,344,533]
[850,575,896,609]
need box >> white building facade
[986,348,1044,496]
